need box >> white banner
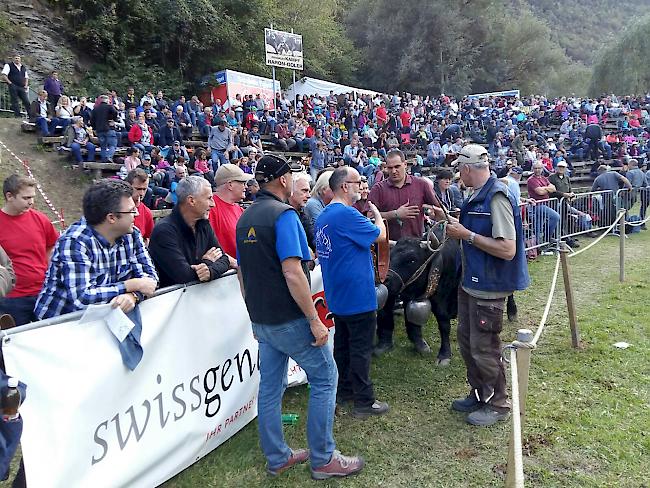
[2,269,332,487]
[265,28,303,70]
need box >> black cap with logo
[255,155,302,184]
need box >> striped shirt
[35,218,158,320]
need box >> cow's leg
[507,294,518,322]
[374,293,397,356]
[434,313,452,367]
[405,320,431,355]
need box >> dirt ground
[0,117,89,226]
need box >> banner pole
[291,28,296,109]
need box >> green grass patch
[162,231,650,487]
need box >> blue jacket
[460,176,530,293]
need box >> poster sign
[265,28,303,70]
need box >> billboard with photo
[264,28,303,70]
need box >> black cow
[384,232,518,366]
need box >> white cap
[7,377,18,388]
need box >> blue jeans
[0,296,37,326]
[35,117,63,136]
[97,130,118,161]
[70,142,96,163]
[532,204,560,246]
[252,318,337,469]
[210,150,228,170]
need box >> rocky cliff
[1,0,84,88]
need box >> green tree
[347,0,499,96]
[476,9,571,95]
[590,15,650,95]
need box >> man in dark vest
[235,154,364,480]
[1,55,30,118]
[446,144,530,426]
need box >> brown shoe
[0,314,16,330]
[266,448,309,476]
[311,450,365,480]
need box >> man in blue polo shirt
[315,166,390,419]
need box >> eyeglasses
[114,209,138,216]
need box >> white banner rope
[568,211,625,259]
[531,253,561,347]
[0,139,65,227]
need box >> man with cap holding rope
[445,144,530,426]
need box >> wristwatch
[466,232,476,245]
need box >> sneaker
[466,406,510,426]
[267,448,310,476]
[413,338,432,355]
[311,450,365,480]
[451,394,483,413]
[352,400,390,419]
[372,342,394,357]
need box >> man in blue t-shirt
[315,167,390,419]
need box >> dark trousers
[0,296,36,371]
[376,294,423,345]
[47,94,60,108]
[0,296,37,327]
[333,311,376,407]
[8,85,30,117]
[457,288,509,411]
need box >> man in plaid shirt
[35,180,158,320]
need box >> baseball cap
[173,140,180,145]
[511,166,524,174]
[255,154,302,184]
[143,154,152,161]
[556,160,568,167]
[215,164,254,187]
[451,144,488,166]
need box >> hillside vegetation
[522,0,650,65]
[2,0,650,97]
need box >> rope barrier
[0,139,65,227]
[531,253,561,347]
[568,211,625,258]
[624,213,650,227]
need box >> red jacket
[128,124,154,145]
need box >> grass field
[161,230,650,488]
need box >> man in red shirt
[375,101,387,128]
[0,175,59,325]
[208,164,252,262]
[126,168,154,245]
[399,108,412,131]
[526,162,561,251]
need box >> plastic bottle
[281,413,299,425]
[2,378,21,421]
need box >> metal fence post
[505,328,534,488]
[559,244,581,348]
[619,209,626,282]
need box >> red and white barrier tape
[0,139,65,228]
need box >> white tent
[286,76,380,102]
